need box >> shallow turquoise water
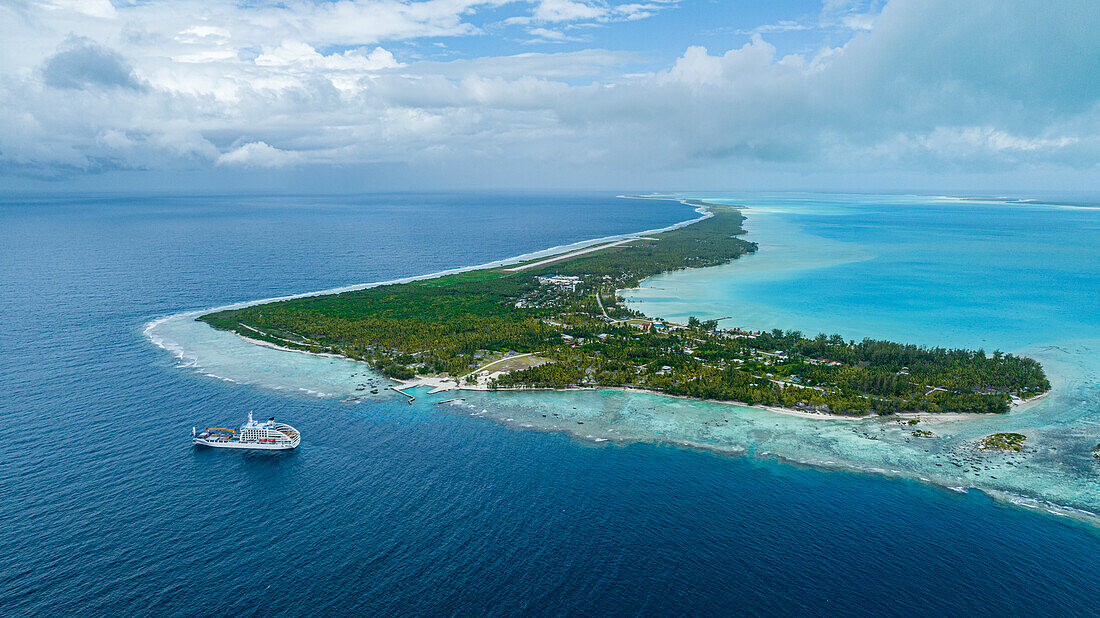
[623,193,1100,515]
[627,194,1100,351]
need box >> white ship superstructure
[192,412,300,450]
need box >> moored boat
[192,412,300,450]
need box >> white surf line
[143,197,714,342]
[502,238,640,272]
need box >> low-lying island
[199,203,1049,417]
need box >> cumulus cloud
[0,0,1097,186]
[216,141,301,167]
[255,42,402,71]
[42,36,144,90]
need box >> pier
[390,385,416,404]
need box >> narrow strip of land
[503,238,640,272]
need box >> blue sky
[1,0,1096,193]
[389,1,850,65]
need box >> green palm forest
[199,204,1049,415]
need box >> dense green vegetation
[489,328,1048,415]
[979,432,1027,451]
[200,205,755,377]
[199,203,1049,414]
[537,203,760,288]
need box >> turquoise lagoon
[148,193,1100,519]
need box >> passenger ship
[192,412,300,450]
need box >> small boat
[192,412,300,450]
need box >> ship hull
[192,414,300,450]
[192,438,298,450]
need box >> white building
[537,275,581,290]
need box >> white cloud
[216,141,301,167]
[176,25,231,42]
[37,0,117,19]
[527,28,577,42]
[0,0,1097,186]
[510,0,679,25]
[662,36,778,88]
[735,21,810,35]
[664,46,723,87]
[736,0,882,36]
[919,127,1078,154]
[532,0,605,22]
[173,50,239,64]
[255,42,401,71]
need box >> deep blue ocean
[2,192,1099,615]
